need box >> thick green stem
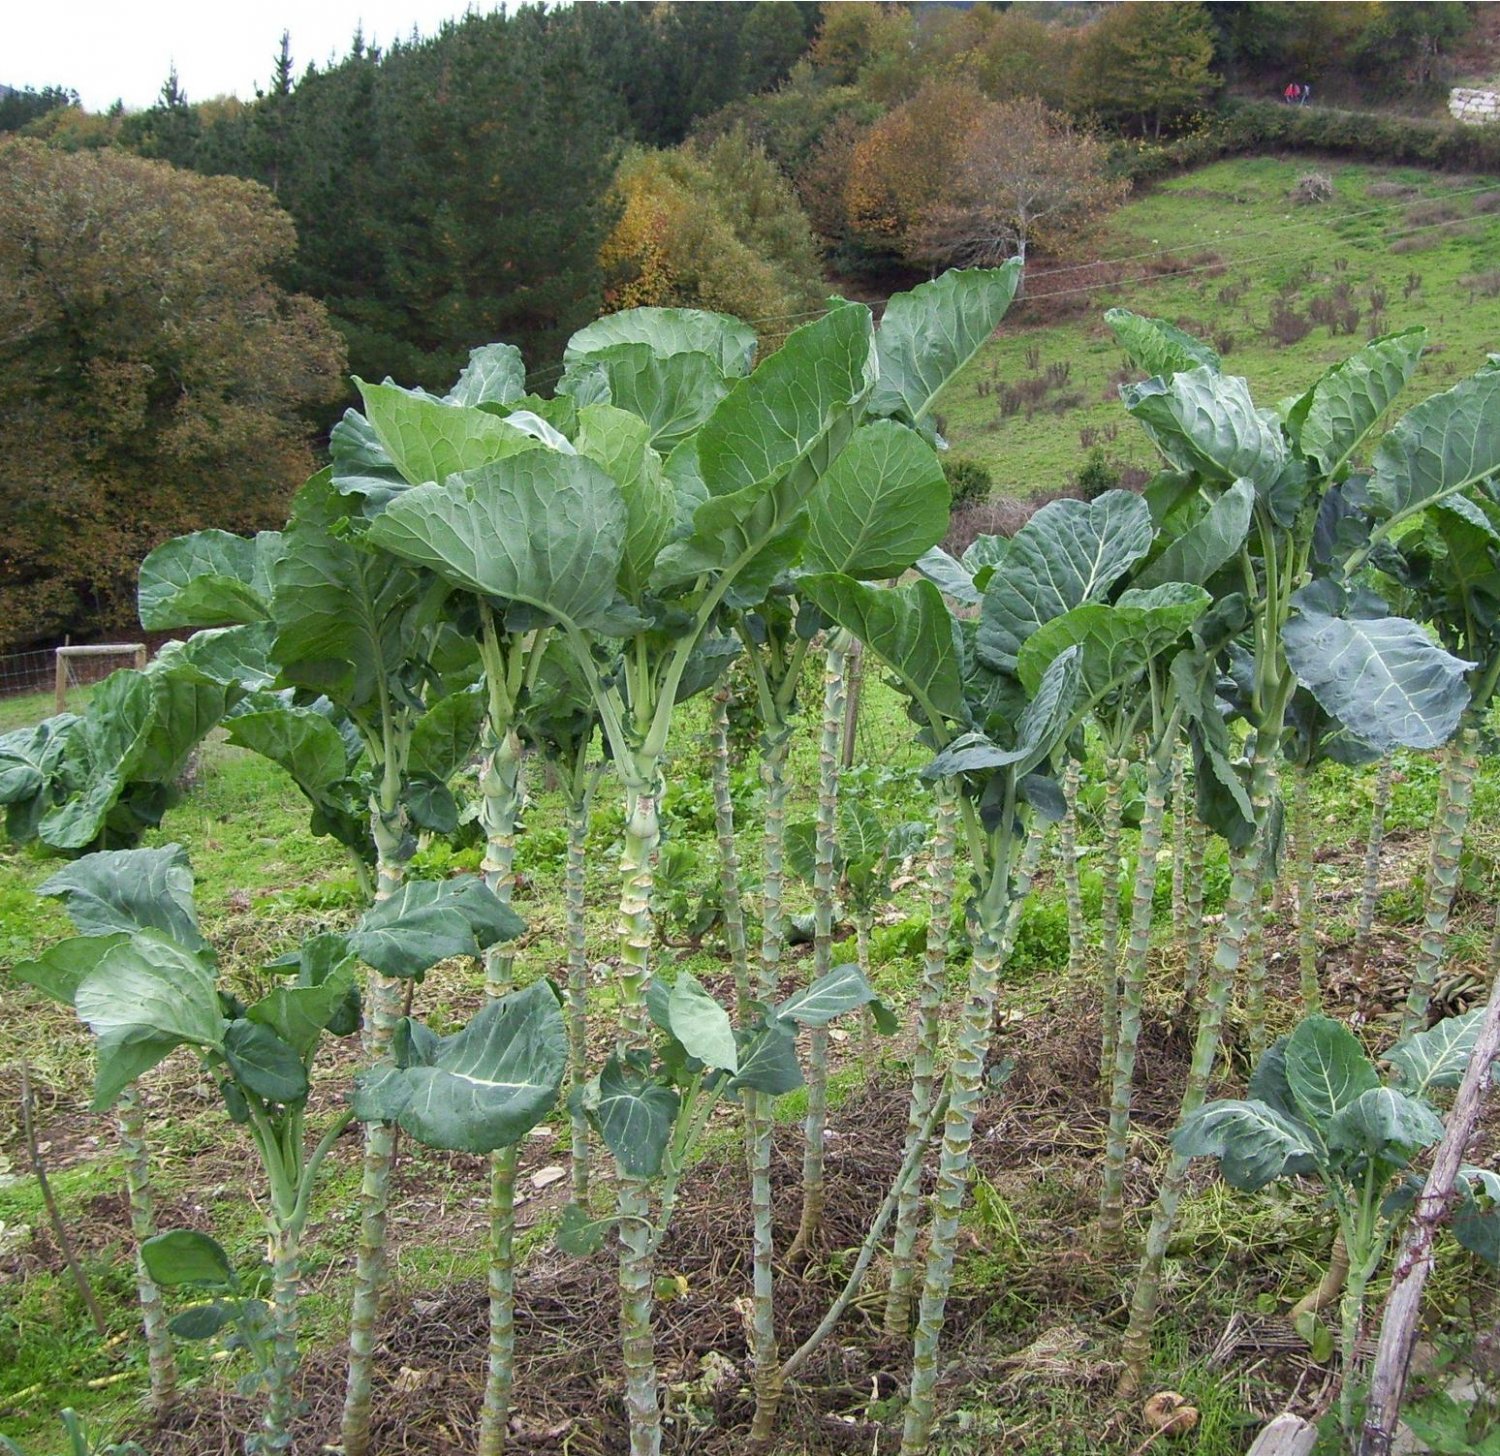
[616,774,663,1456]
[748,728,792,1436]
[1291,762,1321,1014]
[791,637,847,1261]
[1099,747,1172,1249]
[1060,758,1086,981]
[1245,845,1274,1063]
[1182,803,1208,1003]
[1118,757,1275,1395]
[1400,726,1479,1036]
[118,1086,176,1413]
[1171,751,1187,936]
[1099,753,1128,1084]
[885,780,959,1336]
[478,1144,519,1456]
[263,1220,301,1452]
[618,1175,659,1456]
[709,687,751,1023]
[476,727,526,1456]
[900,902,1010,1456]
[480,728,525,997]
[617,780,661,1050]
[1350,757,1395,978]
[565,786,593,1205]
[342,802,409,1456]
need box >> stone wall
[1449,88,1500,125]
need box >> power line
[520,172,1500,386]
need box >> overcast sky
[10,1,503,112]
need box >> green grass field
[939,156,1500,495]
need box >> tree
[117,66,201,167]
[0,85,77,134]
[600,129,824,340]
[1072,1,1220,138]
[910,97,1128,272]
[0,140,346,648]
[845,78,989,250]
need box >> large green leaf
[1122,367,1287,490]
[225,706,353,798]
[576,403,675,594]
[565,306,758,377]
[271,472,433,711]
[1105,309,1221,378]
[407,689,486,783]
[695,303,875,498]
[868,264,1021,425]
[925,648,1082,783]
[39,665,234,852]
[353,981,566,1153]
[564,345,730,454]
[1368,366,1500,523]
[365,451,629,633]
[347,876,525,978]
[1283,1015,1380,1126]
[1283,607,1472,752]
[666,972,737,1073]
[914,546,982,606]
[1015,584,1210,696]
[155,623,278,691]
[1327,1086,1444,1160]
[446,343,527,408]
[141,1230,235,1289]
[11,933,129,1007]
[69,932,225,1107]
[1175,1098,1319,1191]
[39,845,203,951]
[798,575,966,731]
[1134,478,1255,590]
[246,962,357,1059]
[775,963,885,1028]
[803,421,949,579]
[1385,1009,1496,1097]
[582,1052,680,1178]
[138,529,281,629]
[357,380,549,486]
[729,1020,804,1096]
[222,1019,309,1103]
[978,491,1154,672]
[1288,328,1426,477]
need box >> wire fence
[0,640,172,723]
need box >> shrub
[1073,446,1121,501]
[1291,172,1334,204]
[941,455,993,508]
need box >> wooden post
[1359,914,1500,1456]
[1246,1414,1317,1456]
[54,643,148,714]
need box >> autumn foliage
[0,140,345,648]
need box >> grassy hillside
[940,156,1500,497]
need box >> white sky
[10,1,506,112]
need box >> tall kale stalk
[709,684,751,1020]
[1350,755,1395,977]
[1108,312,1487,1391]
[883,776,958,1333]
[1099,693,1184,1249]
[1059,757,1087,981]
[789,630,850,1263]
[117,1087,177,1412]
